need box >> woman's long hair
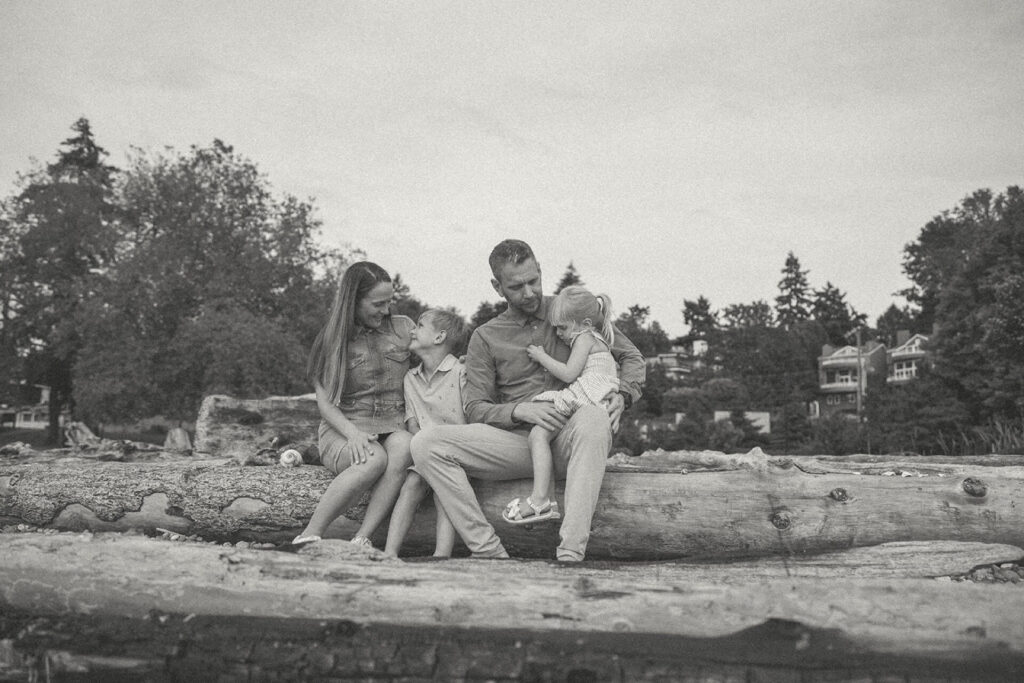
[307,261,392,403]
[550,286,615,346]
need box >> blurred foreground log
[1,533,1023,681]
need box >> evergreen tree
[775,252,812,328]
[1,118,119,442]
[554,261,583,294]
[811,282,866,346]
[682,296,718,338]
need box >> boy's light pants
[410,404,611,561]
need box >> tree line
[2,120,1021,455]
[611,187,1024,457]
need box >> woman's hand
[526,344,548,362]
[343,430,379,465]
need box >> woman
[292,261,415,547]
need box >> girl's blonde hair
[549,286,614,346]
[307,261,392,404]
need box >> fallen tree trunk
[4,447,1024,560]
[1,533,1023,680]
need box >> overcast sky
[2,1,1022,336]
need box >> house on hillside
[886,331,930,384]
[0,383,64,430]
[812,341,887,420]
[646,338,713,382]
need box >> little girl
[502,285,620,525]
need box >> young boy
[384,309,468,558]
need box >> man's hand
[603,392,625,433]
[512,402,567,432]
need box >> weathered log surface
[2,533,1023,677]
[194,393,319,460]
[5,447,1024,559]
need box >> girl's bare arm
[527,333,595,384]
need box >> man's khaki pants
[410,404,611,561]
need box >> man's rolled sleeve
[463,330,520,428]
[609,326,646,404]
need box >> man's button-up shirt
[463,296,645,429]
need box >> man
[411,239,645,561]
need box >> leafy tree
[775,252,812,328]
[682,296,717,338]
[811,282,866,346]
[771,401,813,452]
[391,273,428,320]
[875,304,920,347]
[615,304,670,356]
[805,413,864,456]
[720,300,774,329]
[553,262,583,294]
[0,118,118,442]
[899,194,990,332]
[864,369,971,455]
[634,361,674,417]
[74,139,344,421]
[469,300,508,331]
[915,187,1024,420]
[714,323,822,412]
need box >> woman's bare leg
[354,431,413,541]
[299,443,387,538]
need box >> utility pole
[855,327,863,424]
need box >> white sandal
[502,497,561,525]
[292,534,321,545]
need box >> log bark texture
[1,533,1023,680]
[5,446,1024,559]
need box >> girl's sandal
[502,497,561,525]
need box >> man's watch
[618,391,633,409]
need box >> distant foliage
[774,252,812,328]
[615,305,670,357]
[0,122,362,426]
[0,118,118,442]
[554,262,583,294]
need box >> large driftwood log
[2,533,1023,680]
[4,446,1024,560]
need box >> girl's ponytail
[596,293,615,346]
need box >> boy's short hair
[420,308,469,355]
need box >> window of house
[847,394,856,403]
[891,360,918,380]
[826,395,840,405]
[826,369,858,385]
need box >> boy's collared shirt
[404,353,467,429]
